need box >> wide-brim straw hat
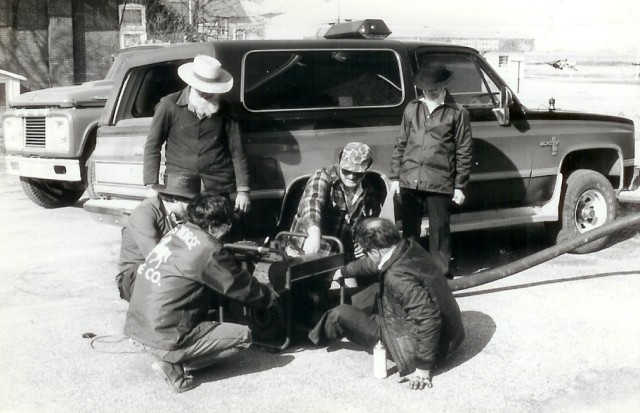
[413,61,453,90]
[178,55,234,94]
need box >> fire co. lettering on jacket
[170,226,201,250]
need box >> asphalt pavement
[0,157,639,413]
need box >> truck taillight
[2,116,25,151]
[45,117,71,152]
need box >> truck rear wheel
[20,177,85,208]
[553,169,616,254]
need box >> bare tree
[144,0,250,43]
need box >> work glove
[303,226,322,254]
[389,180,401,196]
[452,189,465,205]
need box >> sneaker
[151,360,199,393]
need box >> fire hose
[448,211,640,291]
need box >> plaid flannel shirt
[288,164,382,257]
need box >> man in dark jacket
[143,55,250,213]
[389,61,472,277]
[308,217,464,389]
[124,194,277,393]
[116,173,201,301]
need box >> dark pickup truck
[83,20,639,253]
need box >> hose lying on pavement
[448,211,640,291]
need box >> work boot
[151,360,199,393]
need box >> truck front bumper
[4,155,82,181]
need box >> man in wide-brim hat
[389,61,473,278]
[143,54,251,214]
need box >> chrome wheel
[573,189,608,233]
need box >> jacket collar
[414,90,459,111]
[379,238,412,272]
[176,86,190,107]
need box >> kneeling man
[309,217,464,389]
[124,193,277,393]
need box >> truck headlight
[45,117,71,152]
[2,116,25,151]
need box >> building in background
[0,0,268,91]
[0,69,27,112]
[0,0,124,90]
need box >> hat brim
[339,161,371,173]
[178,62,234,94]
[152,184,198,199]
[413,71,453,90]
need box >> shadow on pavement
[197,348,294,384]
[435,310,496,376]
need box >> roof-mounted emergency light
[323,19,392,40]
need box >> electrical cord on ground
[82,332,144,354]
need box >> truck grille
[24,117,46,148]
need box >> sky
[260,0,640,53]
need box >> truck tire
[20,177,85,208]
[86,160,100,200]
[553,169,616,254]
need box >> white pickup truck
[1,44,166,208]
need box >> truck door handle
[133,147,144,156]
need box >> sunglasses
[341,169,366,179]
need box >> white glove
[303,226,322,254]
[452,189,465,205]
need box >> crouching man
[124,193,278,393]
[116,173,201,301]
[308,218,464,389]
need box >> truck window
[243,49,404,111]
[127,62,184,119]
[416,53,500,108]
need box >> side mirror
[492,86,513,126]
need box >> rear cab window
[242,49,405,111]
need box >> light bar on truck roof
[323,19,392,40]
